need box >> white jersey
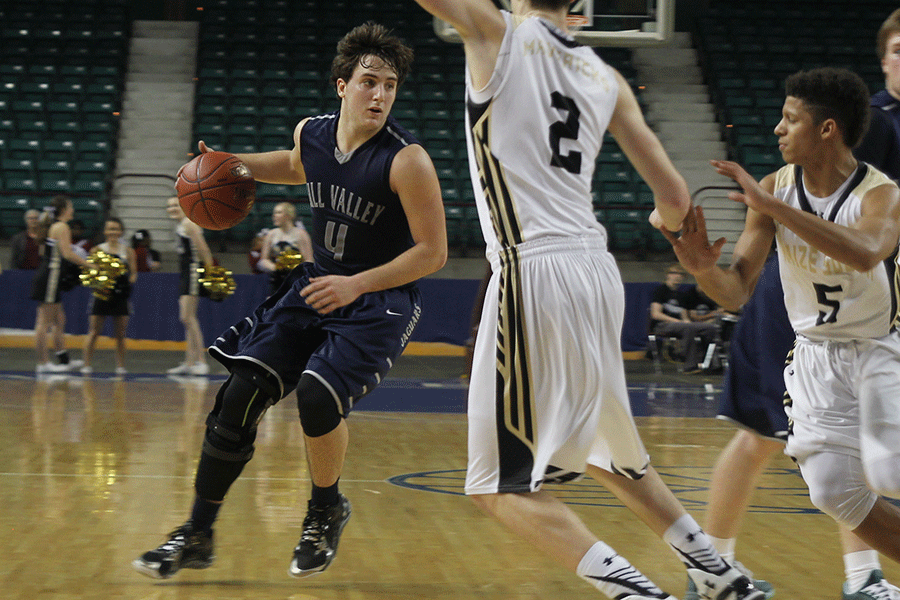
[464,11,617,258]
[772,163,900,341]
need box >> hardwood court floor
[1,358,897,600]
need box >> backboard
[433,0,674,47]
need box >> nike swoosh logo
[386,309,402,316]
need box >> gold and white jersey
[772,163,900,341]
[464,11,618,258]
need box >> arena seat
[0,0,129,233]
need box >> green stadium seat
[71,198,104,229]
[0,196,32,238]
[5,177,38,192]
[1,157,36,178]
[595,166,633,185]
[256,183,294,199]
[72,178,106,195]
[605,208,645,252]
[40,178,72,193]
[37,159,71,178]
[444,205,466,247]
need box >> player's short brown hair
[331,22,413,88]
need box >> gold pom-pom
[197,265,237,301]
[80,250,128,301]
[274,249,303,272]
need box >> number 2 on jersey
[548,91,582,174]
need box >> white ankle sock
[708,535,736,565]
[844,550,880,593]
[577,541,667,598]
[663,514,729,574]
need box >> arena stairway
[633,32,744,265]
[111,20,199,250]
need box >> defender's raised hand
[660,205,726,276]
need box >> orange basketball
[175,152,256,230]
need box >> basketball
[175,151,256,230]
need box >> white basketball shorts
[784,332,900,475]
[465,236,649,495]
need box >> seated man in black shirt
[649,264,719,373]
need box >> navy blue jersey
[301,111,417,277]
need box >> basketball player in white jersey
[663,67,900,593]
[413,1,764,599]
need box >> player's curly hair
[785,67,870,149]
[331,21,414,88]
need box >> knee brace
[800,451,878,529]
[202,364,279,462]
[296,373,344,438]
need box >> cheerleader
[256,202,313,294]
[30,196,91,373]
[81,217,138,376]
[165,197,214,376]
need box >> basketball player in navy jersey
[663,68,900,599]
[133,22,447,580]
[412,1,764,599]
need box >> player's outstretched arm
[411,0,505,90]
[608,70,690,232]
[411,0,504,41]
[712,159,900,272]
[662,203,774,312]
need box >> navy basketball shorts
[210,263,422,414]
[717,257,794,441]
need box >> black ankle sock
[310,481,339,508]
[56,350,70,365]
[190,497,221,533]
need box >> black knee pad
[203,365,278,462]
[296,374,344,437]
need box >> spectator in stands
[11,209,43,270]
[684,285,725,324]
[31,196,91,373]
[131,229,161,272]
[649,263,718,373]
